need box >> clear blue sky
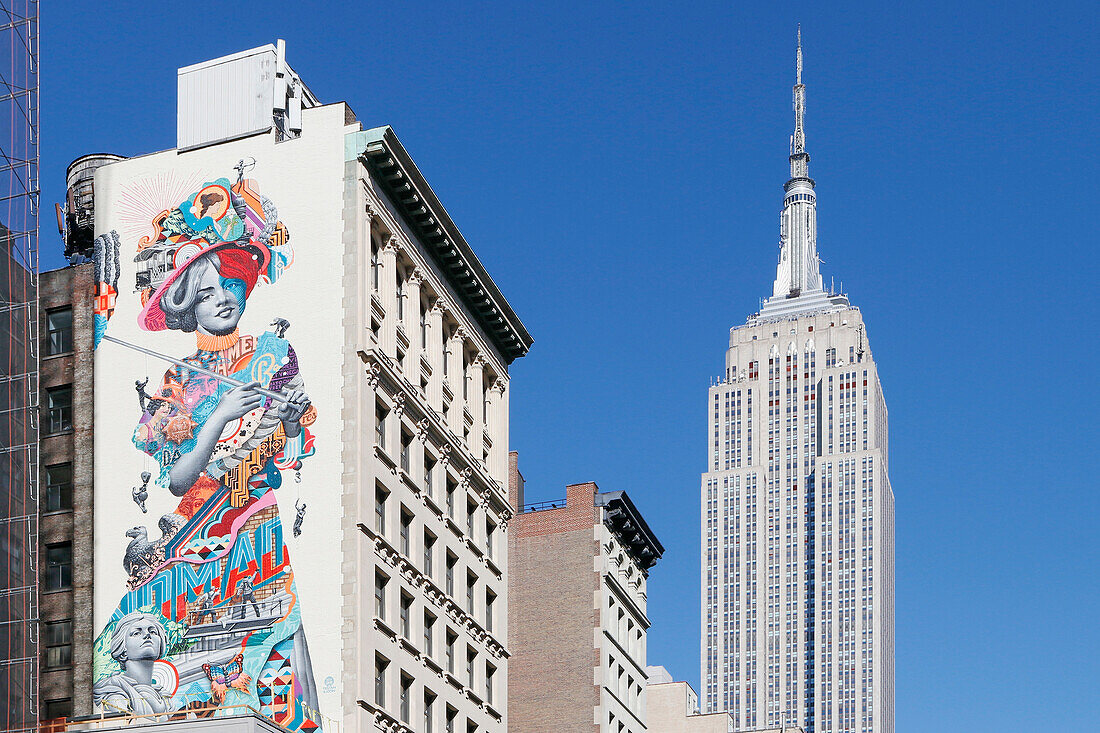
[38,2,1098,730]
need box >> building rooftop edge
[351,125,533,365]
[595,490,664,570]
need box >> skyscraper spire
[790,24,808,178]
[758,27,849,320]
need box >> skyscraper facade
[700,34,894,733]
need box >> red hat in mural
[132,176,293,332]
[136,238,271,332]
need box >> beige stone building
[508,459,662,733]
[647,667,803,733]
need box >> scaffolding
[0,1,39,731]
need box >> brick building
[507,454,663,733]
[37,261,97,725]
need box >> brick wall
[508,480,601,733]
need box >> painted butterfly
[203,654,245,686]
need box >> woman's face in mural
[192,260,243,335]
[123,619,163,662]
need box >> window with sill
[424,611,436,656]
[423,530,435,577]
[424,455,436,496]
[46,308,72,356]
[46,385,72,434]
[399,672,412,723]
[44,620,72,669]
[424,690,436,733]
[45,543,72,591]
[374,654,388,708]
[400,591,413,638]
[466,498,476,539]
[400,506,412,556]
[485,519,496,559]
[466,571,476,616]
[400,431,412,473]
[374,572,388,620]
[446,706,457,733]
[376,403,388,449]
[375,486,388,536]
[485,589,495,634]
[466,647,476,689]
[396,277,406,322]
[445,552,456,597]
[44,463,72,513]
[446,630,457,674]
[485,662,496,705]
[446,478,456,518]
[43,698,72,722]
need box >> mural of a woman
[93,177,322,732]
[91,612,171,717]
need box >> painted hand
[277,389,311,424]
[212,381,264,424]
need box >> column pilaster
[380,235,399,358]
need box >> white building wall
[701,308,894,733]
[598,523,649,733]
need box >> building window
[374,572,388,620]
[376,403,388,449]
[424,690,436,733]
[44,543,72,591]
[400,430,412,473]
[466,647,476,689]
[424,455,436,496]
[374,655,388,707]
[446,706,457,733]
[399,672,412,723]
[446,477,456,518]
[375,487,388,536]
[420,312,428,350]
[446,552,456,597]
[396,276,406,322]
[424,611,435,656]
[423,531,435,577]
[44,464,73,513]
[42,699,71,722]
[400,591,413,639]
[485,519,496,559]
[466,498,476,539]
[370,240,380,292]
[46,308,72,356]
[466,572,476,616]
[400,507,412,556]
[485,662,495,705]
[485,589,496,634]
[44,620,72,669]
[46,386,72,434]
[446,629,457,674]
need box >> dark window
[423,611,435,656]
[446,477,456,518]
[46,386,72,434]
[42,699,71,722]
[46,308,72,356]
[485,589,496,633]
[45,543,72,591]
[44,620,72,669]
[400,591,412,638]
[374,655,388,707]
[400,430,412,473]
[445,552,456,597]
[374,572,388,620]
[423,531,435,577]
[375,487,388,536]
[466,499,476,539]
[485,519,496,559]
[396,277,406,322]
[466,647,476,689]
[466,572,476,615]
[44,464,73,513]
[376,403,388,449]
[424,455,436,496]
[424,689,436,733]
[400,672,412,722]
[446,705,457,733]
[446,629,457,674]
[485,662,495,705]
[400,507,412,556]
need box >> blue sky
[38,2,1098,730]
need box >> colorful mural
[92,171,322,731]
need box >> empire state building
[700,32,895,733]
